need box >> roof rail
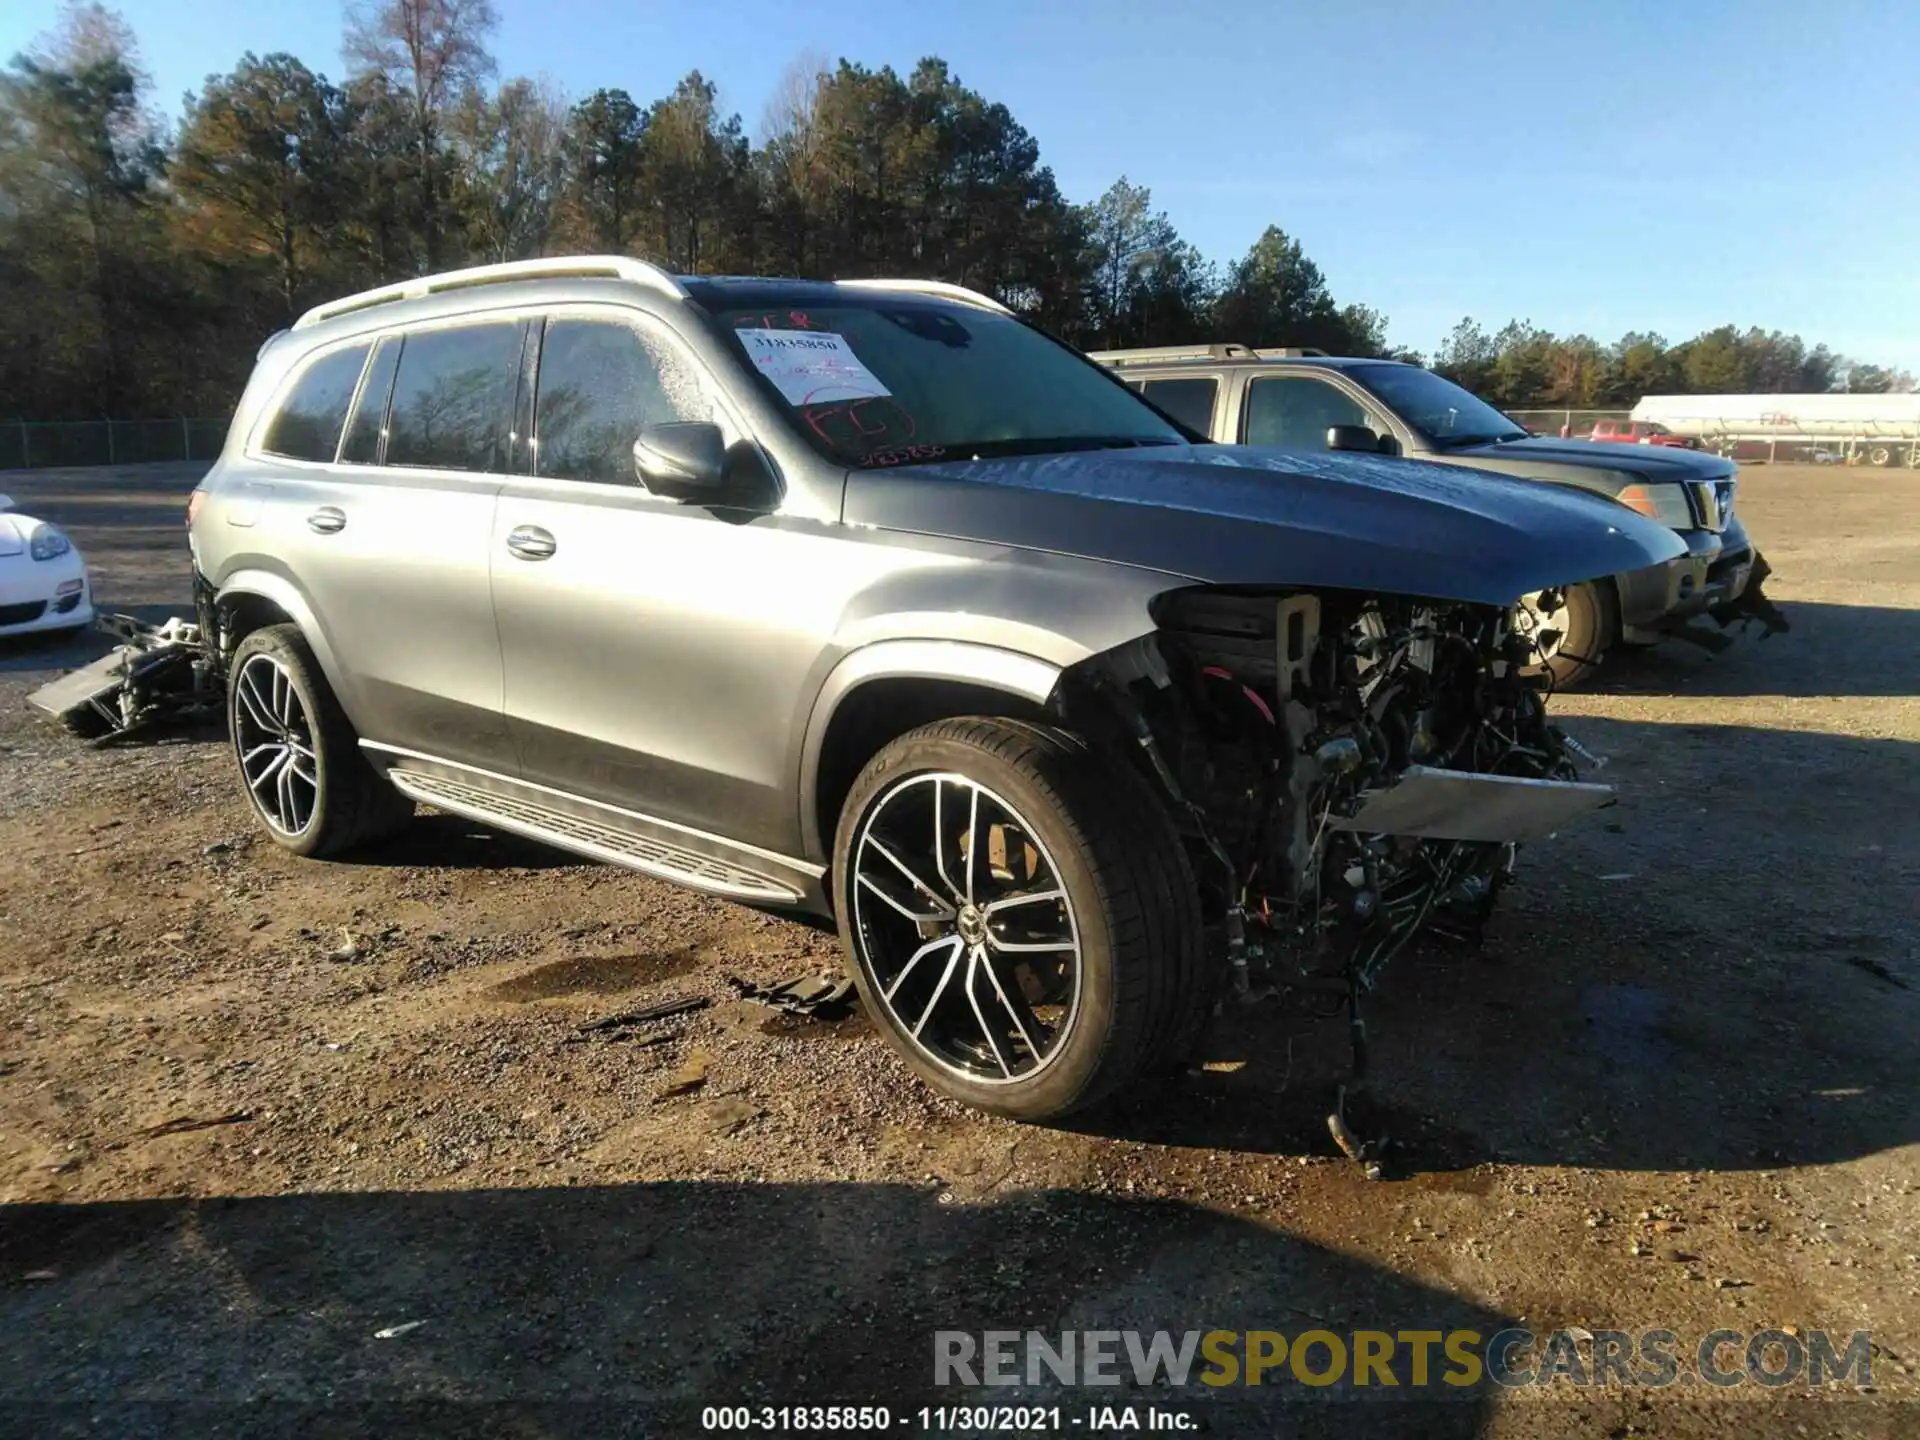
[1087,343,1259,365]
[835,278,1013,315]
[1254,346,1329,357]
[292,255,689,329]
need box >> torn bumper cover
[1708,548,1789,636]
[26,613,221,744]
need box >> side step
[386,768,804,904]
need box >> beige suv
[1094,344,1773,686]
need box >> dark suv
[1093,344,1773,685]
[188,259,1682,1120]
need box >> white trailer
[1631,393,1920,466]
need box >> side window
[339,335,401,465]
[384,320,525,472]
[259,343,371,462]
[1139,377,1219,437]
[534,317,709,485]
[1243,377,1379,451]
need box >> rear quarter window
[1138,377,1219,438]
[259,343,372,462]
[384,321,526,473]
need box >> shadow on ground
[1,1181,1505,1437]
[0,605,189,674]
[1073,714,1920,1178]
[1595,602,1918,698]
[354,813,605,871]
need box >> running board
[1331,765,1614,843]
[385,767,805,904]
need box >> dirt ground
[0,460,1915,1437]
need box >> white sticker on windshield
[738,329,891,406]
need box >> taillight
[186,489,205,528]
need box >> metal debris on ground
[1710,552,1791,637]
[137,1111,253,1139]
[569,1026,683,1050]
[1843,956,1910,990]
[657,1048,711,1100]
[26,614,223,746]
[1325,1084,1390,1180]
[725,971,857,1020]
[373,1321,428,1339]
[577,995,710,1033]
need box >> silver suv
[188,258,1683,1121]
[1093,344,1776,686]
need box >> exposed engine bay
[1061,585,1612,1161]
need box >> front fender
[826,541,1183,669]
[796,639,1066,863]
[788,547,1183,862]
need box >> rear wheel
[1518,580,1616,689]
[1867,443,1897,468]
[832,717,1202,1121]
[228,624,412,857]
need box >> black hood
[1449,435,1737,480]
[845,444,1688,606]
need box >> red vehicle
[1589,418,1701,449]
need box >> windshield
[1348,363,1527,447]
[689,287,1185,468]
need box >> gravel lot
[1,460,1915,1437]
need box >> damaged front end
[1059,585,1610,1164]
[1709,548,1790,637]
[26,613,222,744]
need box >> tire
[832,716,1203,1121]
[1867,444,1895,468]
[227,623,413,857]
[1521,579,1616,690]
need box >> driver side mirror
[633,422,778,511]
[634,422,727,498]
[1326,424,1387,454]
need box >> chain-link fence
[0,418,229,471]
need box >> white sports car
[0,492,92,636]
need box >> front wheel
[1518,580,1616,689]
[832,717,1202,1121]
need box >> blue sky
[9,0,1918,368]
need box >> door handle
[505,524,556,561]
[306,506,346,534]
